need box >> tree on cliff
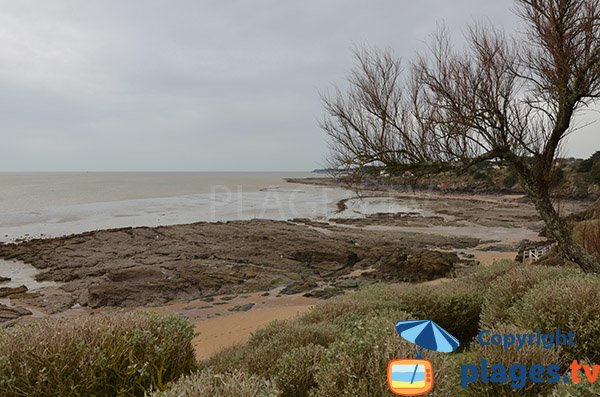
[321,0,600,272]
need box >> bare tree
[322,0,600,273]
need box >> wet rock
[0,304,32,322]
[281,281,318,295]
[0,285,27,298]
[228,302,255,312]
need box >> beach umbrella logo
[387,320,460,396]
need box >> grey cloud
[0,0,596,171]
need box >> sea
[0,172,421,244]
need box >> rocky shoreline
[0,218,481,315]
[0,189,584,324]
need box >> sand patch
[193,303,315,360]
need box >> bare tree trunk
[521,178,600,273]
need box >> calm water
[0,172,345,242]
[0,172,315,212]
[0,172,423,243]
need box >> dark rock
[0,285,27,298]
[378,249,460,282]
[290,250,358,269]
[303,287,344,299]
[281,281,318,295]
[0,304,32,322]
[312,262,346,275]
[228,302,255,312]
[0,218,486,312]
[377,250,408,276]
[478,244,516,252]
[0,276,11,283]
[7,291,42,300]
[335,279,360,289]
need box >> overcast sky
[0,0,597,172]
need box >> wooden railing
[523,243,556,264]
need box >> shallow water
[0,259,57,290]
[0,173,429,243]
[330,197,424,219]
[0,185,358,242]
[0,172,316,212]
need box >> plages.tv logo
[387,320,460,396]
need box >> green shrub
[459,324,564,396]
[311,314,460,397]
[0,312,196,396]
[298,283,412,326]
[480,265,581,328]
[459,260,519,288]
[154,368,280,397]
[551,375,600,396]
[508,276,600,362]
[274,344,326,397]
[503,172,518,188]
[573,219,600,262]
[304,279,484,345]
[208,321,338,378]
[590,161,600,184]
[473,170,489,180]
[394,282,484,344]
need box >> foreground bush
[311,313,460,397]
[301,280,483,345]
[480,265,581,328]
[395,281,484,344]
[0,312,196,396]
[509,276,600,362]
[208,320,338,379]
[298,284,412,327]
[459,259,518,287]
[199,261,588,396]
[573,219,600,261]
[458,324,564,396]
[274,344,326,397]
[154,369,280,397]
[552,375,600,396]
